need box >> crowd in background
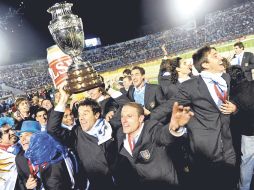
[0,0,254,93]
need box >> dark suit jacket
[47,111,118,190]
[15,151,73,190]
[234,52,254,81]
[230,80,254,136]
[116,120,180,190]
[150,75,236,166]
[163,82,180,100]
[127,84,166,111]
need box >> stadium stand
[1,0,254,91]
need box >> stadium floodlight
[173,0,204,18]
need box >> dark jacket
[230,80,254,136]
[163,82,181,100]
[15,151,73,190]
[47,111,118,190]
[99,97,119,117]
[116,120,180,190]
[150,75,236,165]
[127,84,166,111]
[233,52,254,81]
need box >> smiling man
[151,46,237,190]
[231,42,254,81]
[127,66,166,116]
[47,89,119,190]
[15,121,41,190]
[0,117,19,190]
[116,102,193,190]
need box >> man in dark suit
[231,41,254,81]
[127,66,166,117]
[116,102,194,190]
[47,94,119,190]
[150,46,237,190]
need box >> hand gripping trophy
[47,2,103,93]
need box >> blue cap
[0,117,15,128]
[17,121,41,136]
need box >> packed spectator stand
[0,0,254,92]
[1,1,254,189]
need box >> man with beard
[0,117,20,190]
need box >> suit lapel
[16,151,31,178]
[222,73,230,88]
[129,85,135,102]
[241,52,248,67]
[144,84,150,108]
[198,76,220,111]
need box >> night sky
[0,0,247,63]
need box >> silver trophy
[47,2,103,94]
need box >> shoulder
[146,83,161,90]
[147,83,159,87]
[245,52,254,56]
[15,150,27,169]
[180,76,199,87]
[144,120,162,131]
[16,150,25,160]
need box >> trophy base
[66,60,104,94]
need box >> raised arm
[153,102,194,146]
[47,86,75,147]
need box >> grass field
[101,34,254,84]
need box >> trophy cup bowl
[47,2,103,94]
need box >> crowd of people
[0,60,51,92]
[1,40,254,190]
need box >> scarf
[25,132,68,166]
[200,71,227,91]
[86,118,113,145]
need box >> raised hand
[58,82,70,105]
[169,102,194,136]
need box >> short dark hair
[35,107,47,117]
[123,102,144,116]
[192,46,212,73]
[226,65,247,89]
[131,66,145,75]
[41,98,53,105]
[234,42,244,50]
[123,69,131,76]
[78,98,102,117]
[123,75,132,81]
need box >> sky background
[0,0,247,64]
